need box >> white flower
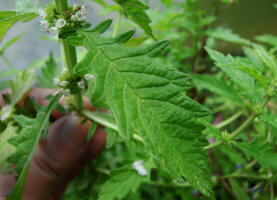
[80,5,88,15]
[75,11,86,21]
[40,20,49,31]
[132,160,148,176]
[71,14,77,21]
[63,89,71,96]
[53,78,60,85]
[59,80,69,87]
[77,80,85,89]
[0,105,12,121]
[39,9,46,19]
[50,27,59,37]
[73,4,79,10]
[55,19,66,29]
[84,74,94,81]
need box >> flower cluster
[0,105,12,121]
[53,72,94,96]
[39,3,88,38]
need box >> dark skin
[0,88,106,200]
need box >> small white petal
[0,105,12,121]
[39,9,46,19]
[40,20,49,31]
[53,78,60,85]
[71,14,77,21]
[132,160,148,176]
[50,27,59,37]
[63,89,71,96]
[73,4,79,10]
[76,11,86,21]
[59,80,69,87]
[77,80,85,89]
[55,19,66,29]
[84,74,94,81]
[80,5,88,14]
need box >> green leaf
[98,168,147,200]
[87,122,98,141]
[237,137,277,170]
[38,52,61,88]
[0,11,37,44]
[229,179,250,200]
[0,124,17,174]
[253,44,277,82]
[205,47,263,105]
[255,34,277,47]
[193,74,241,102]
[70,21,214,198]
[259,114,277,130]
[0,34,24,54]
[9,70,35,107]
[113,0,155,39]
[208,27,251,46]
[6,93,62,200]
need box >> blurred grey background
[1,0,277,71]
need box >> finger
[50,129,106,199]
[0,174,16,199]
[23,115,91,200]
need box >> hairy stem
[215,111,243,129]
[54,0,83,111]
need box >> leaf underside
[68,20,214,198]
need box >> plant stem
[204,114,256,150]
[219,173,268,180]
[83,110,118,131]
[54,0,83,111]
[215,111,243,129]
[112,12,122,38]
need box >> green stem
[112,12,122,38]
[204,114,256,150]
[220,173,268,180]
[83,110,118,131]
[54,0,83,111]
[146,181,190,188]
[215,111,243,129]
[270,181,274,200]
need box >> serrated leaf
[199,119,222,140]
[255,34,277,47]
[237,137,277,170]
[205,47,264,105]
[259,114,277,130]
[208,27,251,45]
[253,44,277,81]
[0,124,17,174]
[9,70,35,106]
[193,74,241,102]
[71,21,214,198]
[98,169,147,200]
[0,11,37,44]
[38,52,61,88]
[114,0,155,39]
[6,93,62,200]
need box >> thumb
[23,115,91,200]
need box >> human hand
[0,88,106,200]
